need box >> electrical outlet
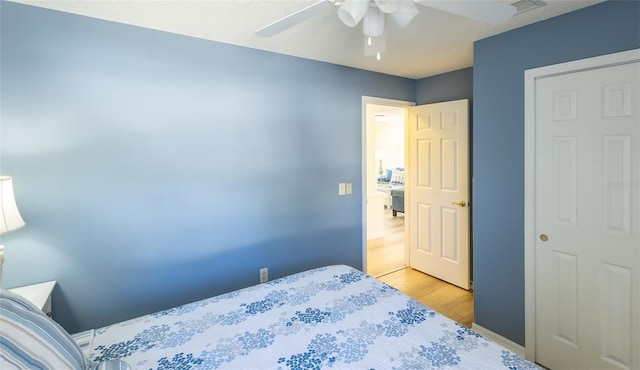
[260,267,268,283]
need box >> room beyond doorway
[367,208,405,277]
[363,99,410,277]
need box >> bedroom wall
[0,2,414,333]
[472,0,640,345]
[415,67,473,105]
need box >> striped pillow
[0,289,86,369]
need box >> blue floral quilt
[80,265,540,369]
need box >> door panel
[408,100,469,289]
[534,61,639,369]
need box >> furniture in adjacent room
[391,188,404,216]
[8,281,56,317]
[377,167,405,209]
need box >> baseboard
[471,322,525,356]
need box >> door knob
[451,200,466,207]
[540,234,548,242]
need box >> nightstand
[9,281,56,317]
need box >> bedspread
[80,265,540,369]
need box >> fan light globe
[374,0,399,14]
[390,0,419,28]
[337,0,369,27]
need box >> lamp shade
[0,176,25,234]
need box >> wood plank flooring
[377,268,474,328]
[367,208,474,328]
[366,210,406,277]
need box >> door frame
[523,48,640,361]
[361,96,415,274]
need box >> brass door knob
[451,200,466,207]
[540,234,548,242]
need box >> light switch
[338,183,346,195]
[346,183,352,195]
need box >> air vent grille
[511,0,547,15]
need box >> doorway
[362,97,471,287]
[363,97,413,277]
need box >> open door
[408,99,470,289]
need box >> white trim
[471,322,525,356]
[523,48,640,362]
[361,96,414,274]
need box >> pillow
[0,289,86,370]
[390,169,405,184]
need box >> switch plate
[346,183,352,195]
[339,183,346,195]
[260,268,268,283]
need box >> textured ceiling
[10,0,604,79]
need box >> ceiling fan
[256,0,517,59]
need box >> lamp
[0,176,26,287]
[375,150,385,176]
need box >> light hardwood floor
[366,210,406,277]
[367,209,474,328]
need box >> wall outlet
[260,267,268,283]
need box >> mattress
[78,265,540,369]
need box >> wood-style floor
[366,210,406,277]
[367,209,474,328]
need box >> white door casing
[408,99,470,290]
[362,96,414,272]
[524,49,639,369]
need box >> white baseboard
[471,322,525,356]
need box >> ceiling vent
[511,0,547,15]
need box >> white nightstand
[9,281,56,317]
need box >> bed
[2,265,540,369]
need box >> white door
[534,61,639,369]
[408,99,470,289]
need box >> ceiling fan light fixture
[337,0,370,27]
[390,0,419,28]
[363,7,385,37]
[373,0,399,14]
[364,34,386,56]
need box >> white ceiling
[10,0,604,79]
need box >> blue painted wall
[415,67,473,105]
[0,2,414,333]
[473,0,640,345]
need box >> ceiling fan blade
[256,0,333,37]
[417,0,516,24]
